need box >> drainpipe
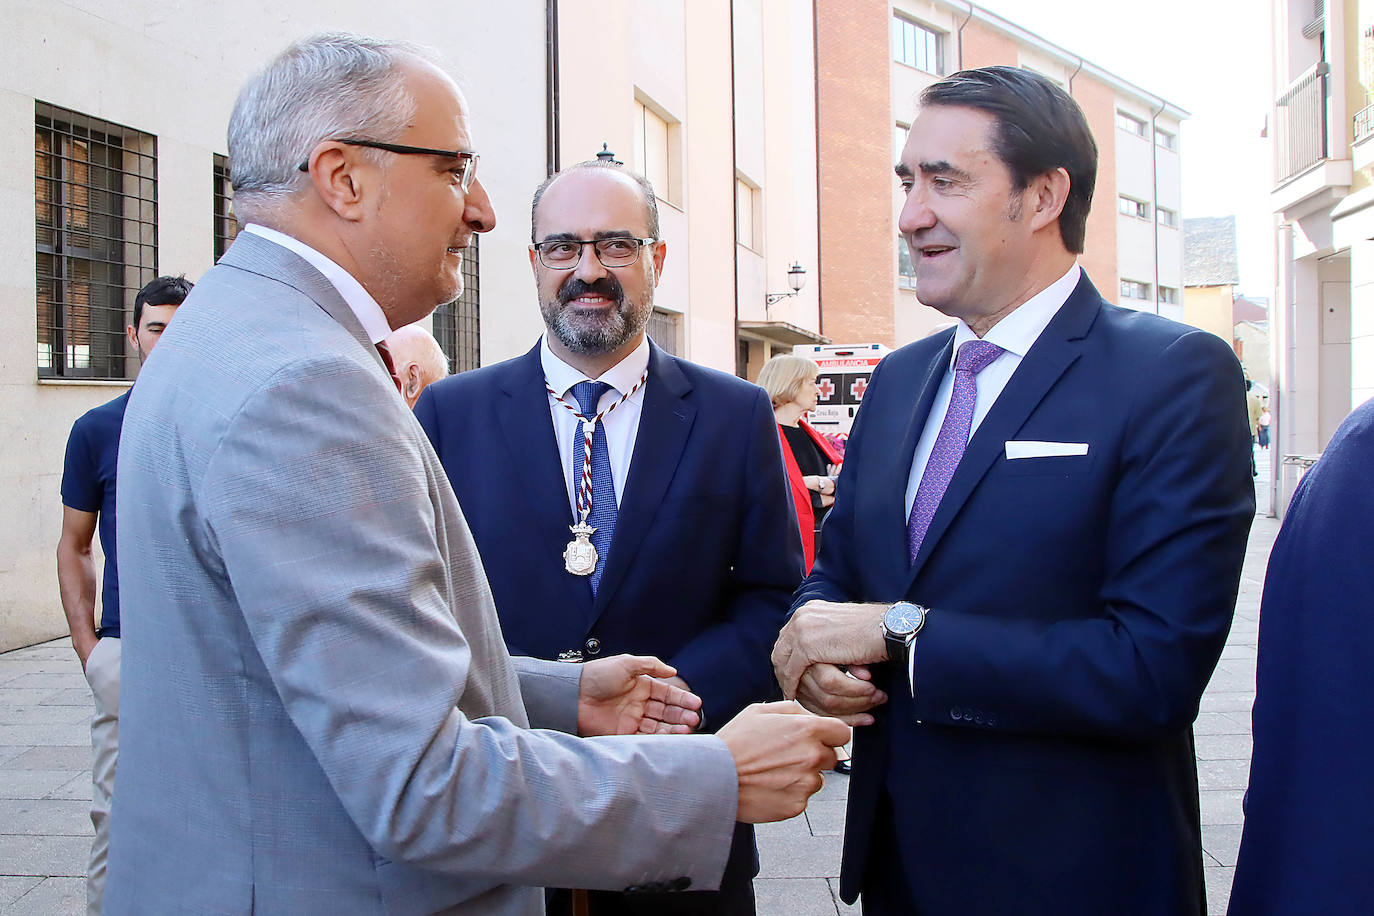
[1067,55,1083,95]
[731,0,741,374]
[545,0,560,176]
[1149,97,1165,315]
[812,0,823,339]
[955,2,974,70]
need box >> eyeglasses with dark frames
[297,138,478,190]
[532,237,658,269]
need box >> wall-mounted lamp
[766,261,807,308]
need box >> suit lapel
[590,344,695,621]
[875,334,953,585]
[496,346,597,620]
[904,276,1102,587]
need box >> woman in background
[758,354,843,573]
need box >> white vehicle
[793,343,891,436]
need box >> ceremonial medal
[563,517,599,576]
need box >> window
[897,235,917,290]
[1118,196,1150,220]
[432,236,479,374]
[892,16,942,74]
[1159,286,1179,305]
[213,154,238,261]
[36,103,157,380]
[736,177,761,251]
[1156,206,1178,228]
[1155,128,1177,151]
[1116,111,1147,137]
[633,98,680,205]
[894,122,910,160]
[647,308,682,356]
[1120,279,1151,300]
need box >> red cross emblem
[850,377,869,400]
[816,378,836,401]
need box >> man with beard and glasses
[416,159,804,916]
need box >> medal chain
[545,369,649,521]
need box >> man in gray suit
[106,34,847,915]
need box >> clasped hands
[575,653,852,824]
[771,600,892,726]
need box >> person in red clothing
[758,354,843,572]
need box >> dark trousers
[546,868,755,916]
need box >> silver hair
[227,33,435,216]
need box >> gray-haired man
[105,33,847,915]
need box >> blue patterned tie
[571,381,617,594]
[907,340,1004,564]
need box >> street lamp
[766,261,807,308]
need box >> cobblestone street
[1,452,1280,915]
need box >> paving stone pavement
[0,455,1279,915]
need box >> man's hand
[772,600,890,711]
[73,633,100,671]
[577,655,702,736]
[717,702,851,823]
[794,663,887,726]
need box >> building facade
[0,0,822,650]
[815,0,1187,348]
[1270,0,1373,513]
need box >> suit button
[585,637,601,656]
[670,877,691,891]
[987,714,999,727]
[950,706,962,720]
[973,711,985,725]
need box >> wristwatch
[882,601,928,671]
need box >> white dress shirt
[903,263,1082,517]
[243,224,392,346]
[541,334,651,520]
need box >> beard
[541,274,652,356]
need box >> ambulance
[792,342,891,437]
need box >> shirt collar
[947,263,1081,370]
[540,333,652,398]
[243,223,393,345]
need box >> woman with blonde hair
[757,354,842,573]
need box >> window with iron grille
[36,103,157,380]
[647,308,681,356]
[432,236,480,374]
[214,154,239,261]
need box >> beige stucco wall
[1,1,546,650]
[1183,284,1238,346]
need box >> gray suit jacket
[105,232,738,915]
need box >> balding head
[384,323,450,408]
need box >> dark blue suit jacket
[1228,398,1374,915]
[415,341,804,887]
[796,274,1255,914]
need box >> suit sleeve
[668,387,804,720]
[911,330,1255,740]
[199,357,738,890]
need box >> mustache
[559,276,625,305]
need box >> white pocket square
[1004,440,1090,459]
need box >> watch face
[885,602,926,637]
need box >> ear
[125,324,140,355]
[404,363,423,400]
[649,238,667,288]
[303,142,369,221]
[528,244,540,277]
[1028,167,1071,234]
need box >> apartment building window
[213,154,239,261]
[1156,206,1178,228]
[1155,128,1177,151]
[634,96,681,206]
[647,308,681,356]
[1118,196,1150,220]
[1116,110,1148,138]
[1120,279,1151,300]
[892,16,942,75]
[894,122,910,159]
[1159,286,1179,305]
[36,103,157,380]
[432,236,480,374]
[897,235,917,290]
[736,176,761,251]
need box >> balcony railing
[1274,62,1330,185]
[1356,103,1374,144]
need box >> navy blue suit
[1228,398,1374,915]
[416,340,803,912]
[796,274,1255,914]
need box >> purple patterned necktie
[907,339,1005,564]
